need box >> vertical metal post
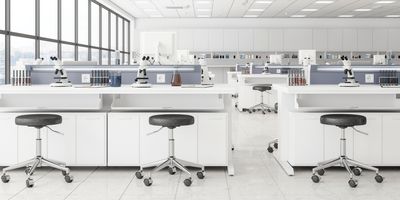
[128,21,130,64]
[108,11,111,65]
[99,5,102,65]
[122,20,125,64]
[36,129,42,157]
[340,128,346,157]
[74,0,78,61]
[168,129,175,158]
[35,0,40,59]
[57,0,62,59]
[5,0,10,84]
[88,0,91,61]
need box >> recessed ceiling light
[291,15,306,17]
[315,1,334,4]
[197,15,210,17]
[301,8,318,12]
[338,15,354,17]
[255,1,273,3]
[248,8,264,12]
[196,1,211,4]
[376,1,395,3]
[243,15,259,18]
[354,8,372,11]
[386,15,400,17]
[197,9,211,12]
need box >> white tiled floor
[1,111,399,200]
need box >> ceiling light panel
[315,1,334,4]
[243,15,259,17]
[338,15,354,17]
[386,14,400,17]
[301,8,318,12]
[376,1,395,4]
[355,8,372,11]
[291,14,306,17]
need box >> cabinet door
[353,114,382,165]
[342,29,357,51]
[253,29,268,51]
[269,29,283,51]
[208,29,223,51]
[193,29,209,51]
[382,114,400,165]
[373,29,388,51]
[76,113,106,166]
[388,29,400,51]
[357,29,373,51]
[178,29,194,51]
[223,29,238,52]
[47,114,76,165]
[284,29,312,51]
[198,113,228,166]
[238,29,253,52]
[290,113,323,166]
[313,29,328,51]
[108,113,140,166]
[0,114,18,165]
[324,124,354,160]
[327,29,342,51]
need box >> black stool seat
[320,114,366,128]
[149,114,194,128]
[253,84,272,92]
[15,114,62,128]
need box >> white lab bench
[0,85,236,175]
[274,84,400,175]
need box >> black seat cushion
[15,114,62,127]
[253,84,272,92]
[320,114,366,127]
[149,114,194,128]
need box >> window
[110,13,116,50]
[118,17,123,51]
[61,44,75,61]
[40,0,57,39]
[0,0,5,30]
[111,50,116,65]
[40,41,58,61]
[11,0,35,35]
[0,34,5,84]
[102,50,109,65]
[78,0,88,44]
[78,47,88,61]
[124,21,129,52]
[10,36,35,66]
[91,48,99,64]
[91,2,99,47]
[101,9,109,48]
[62,0,75,42]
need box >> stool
[1,114,73,188]
[311,114,383,188]
[135,114,205,187]
[248,84,277,114]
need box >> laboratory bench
[274,84,400,175]
[0,84,236,175]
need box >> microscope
[49,57,72,87]
[339,56,360,87]
[262,62,270,75]
[199,59,215,85]
[132,56,152,88]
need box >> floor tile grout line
[174,171,182,200]
[224,168,232,200]
[117,170,136,200]
[63,167,99,200]
[8,168,55,200]
[259,151,289,200]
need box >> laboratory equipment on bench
[262,62,270,75]
[379,70,399,88]
[171,68,182,87]
[11,69,31,86]
[109,71,122,87]
[90,70,110,87]
[199,59,215,85]
[50,57,72,87]
[288,69,307,86]
[373,55,386,65]
[339,56,360,87]
[132,56,152,88]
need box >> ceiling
[110,0,400,18]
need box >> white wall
[133,18,400,53]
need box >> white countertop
[238,74,288,79]
[0,84,236,95]
[275,84,400,94]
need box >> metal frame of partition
[0,0,131,84]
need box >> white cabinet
[269,29,284,51]
[193,29,209,51]
[353,114,382,165]
[289,113,324,166]
[223,29,238,52]
[253,29,268,51]
[327,29,343,51]
[208,29,224,51]
[177,29,194,51]
[76,113,106,166]
[198,113,228,166]
[382,114,400,165]
[47,113,76,166]
[342,29,357,51]
[284,29,312,51]
[108,113,140,166]
[173,118,198,164]
[388,29,400,51]
[373,29,388,51]
[238,29,253,52]
[357,29,373,51]
[313,29,328,51]
[0,114,18,166]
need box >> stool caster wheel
[1,174,10,183]
[274,110,278,114]
[64,175,73,183]
[184,178,192,187]
[248,110,252,114]
[273,143,278,149]
[25,167,31,175]
[135,171,143,179]
[267,146,274,153]
[375,174,384,183]
[267,109,271,113]
[317,169,325,176]
[311,175,320,183]
[262,111,266,115]
[252,109,256,112]
[197,171,205,179]
[168,167,177,175]
[348,179,358,188]
[144,178,153,186]
[352,167,362,176]
[26,178,34,188]
[62,170,67,176]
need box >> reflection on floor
[1,112,400,200]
